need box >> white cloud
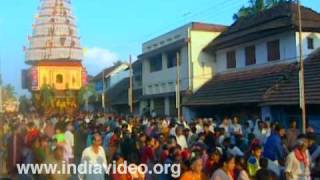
[83,47,119,76]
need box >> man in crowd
[81,133,107,180]
[285,134,311,180]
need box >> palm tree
[233,0,291,20]
[39,84,55,111]
[77,83,96,111]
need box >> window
[167,49,180,68]
[226,51,236,69]
[267,40,280,61]
[56,74,63,84]
[308,37,314,50]
[245,45,256,65]
[149,55,162,72]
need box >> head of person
[274,124,285,137]
[158,133,165,143]
[223,137,231,148]
[296,134,308,151]
[189,156,203,173]
[221,154,235,172]
[27,121,35,131]
[39,135,49,147]
[92,133,102,147]
[289,120,297,129]
[235,156,246,171]
[209,149,221,163]
[146,136,155,147]
[222,117,228,125]
[175,125,184,136]
[233,116,239,124]
[54,146,64,161]
[183,128,190,137]
[66,122,73,131]
[114,127,122,137]
[251,145,262,159]
[113,154,125,165]
[203,123,211,133]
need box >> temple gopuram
[24,0,87,113]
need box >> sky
[0,0,319,95]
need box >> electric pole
[297,0,306,133]
[129,55,133,114]
[102,69,106,112]
[176,52,181,121]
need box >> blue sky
[0,0,319,95]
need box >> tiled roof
[185,49,320,106]
[92,64,122,82]
[205,3,320,52]
[184,63,295,106]
[262,50,320,105]
[106,78,142,105]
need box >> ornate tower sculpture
[24,0,87,112]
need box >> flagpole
[297,0,306,133]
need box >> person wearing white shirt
[231,116,242,136]
[64,122,74,162]
[175,126,188,150]
[219,117,231,136]
[285,135,311,180]
[81,133,107,180]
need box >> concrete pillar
[150,99,154,111]
[162,53,167,70]
[164,97,170,116]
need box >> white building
[138,22,226,117]
[92,63,129,111]
[185,3,320,123]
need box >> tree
[39,84,55,111]
[19,95,30,114]
[2,84,16,102]
[233,0,292,20]
[77,83,96,111]
[113,60,124,66]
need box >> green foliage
[39,84,55,110]
[19,95,30,114]
[77,83,97,105]
[233,0,292,20]
[2,84,16,102]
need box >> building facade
[91,63,129,112]
[185,3,320,127]
[138,22,226,117]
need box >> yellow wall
[190,30,221,92]
[35,65,83,91]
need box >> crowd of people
[0,112,319,180]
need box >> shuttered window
[227,51,236,69]
[245,45,256,65]
[267,40,280,61]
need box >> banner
[30,67,38,90]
